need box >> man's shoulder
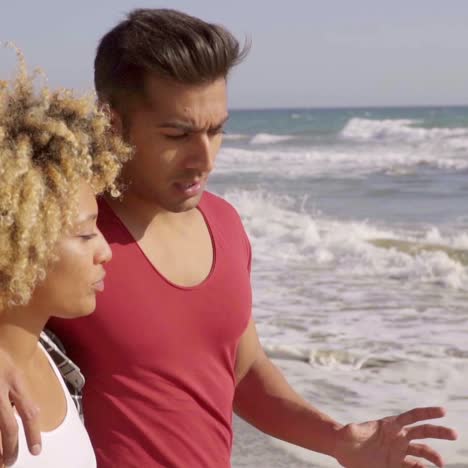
[200,191,239,217]
[200,192,249,242]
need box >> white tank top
[12,344,96,467]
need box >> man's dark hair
[94,8,249,111]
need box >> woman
[0,47,131,467]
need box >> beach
[210,107,468,467]
[233,414,468,468]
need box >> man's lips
[179,181,199,188]
[174,179,204,196]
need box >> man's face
[117,75,228,213]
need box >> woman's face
[30,182,112,319]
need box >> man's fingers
[402,457,426,468]
[396,407,445,427]
[407,442,443,468]
[406,423,458,442]
[11,388,41,457]
[0,391,19,466]
[0,349,41,464]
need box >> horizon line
[229,103,468,112]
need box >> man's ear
[109,107,124,136]
[99,102,124,136]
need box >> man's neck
[104,191,194,231]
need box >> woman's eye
[79,234,97,241]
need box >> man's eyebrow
[211,115,230,128]
[158,115,230,131]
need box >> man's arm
[234,318,343,457]
[234,318,458,468]
[0,347,41,466]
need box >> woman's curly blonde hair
[0,46,132,309]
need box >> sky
[2,0,468,109]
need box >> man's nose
[185,134,215,173]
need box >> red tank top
[48,192,252,467]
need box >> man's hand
[0,347,41,466]
[334,407,458,468]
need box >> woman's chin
[57,298,97,319]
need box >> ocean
[207,107,468,467]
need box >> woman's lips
[93,273,106,292]
[93,280,105,292]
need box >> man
[0,9,457,468]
